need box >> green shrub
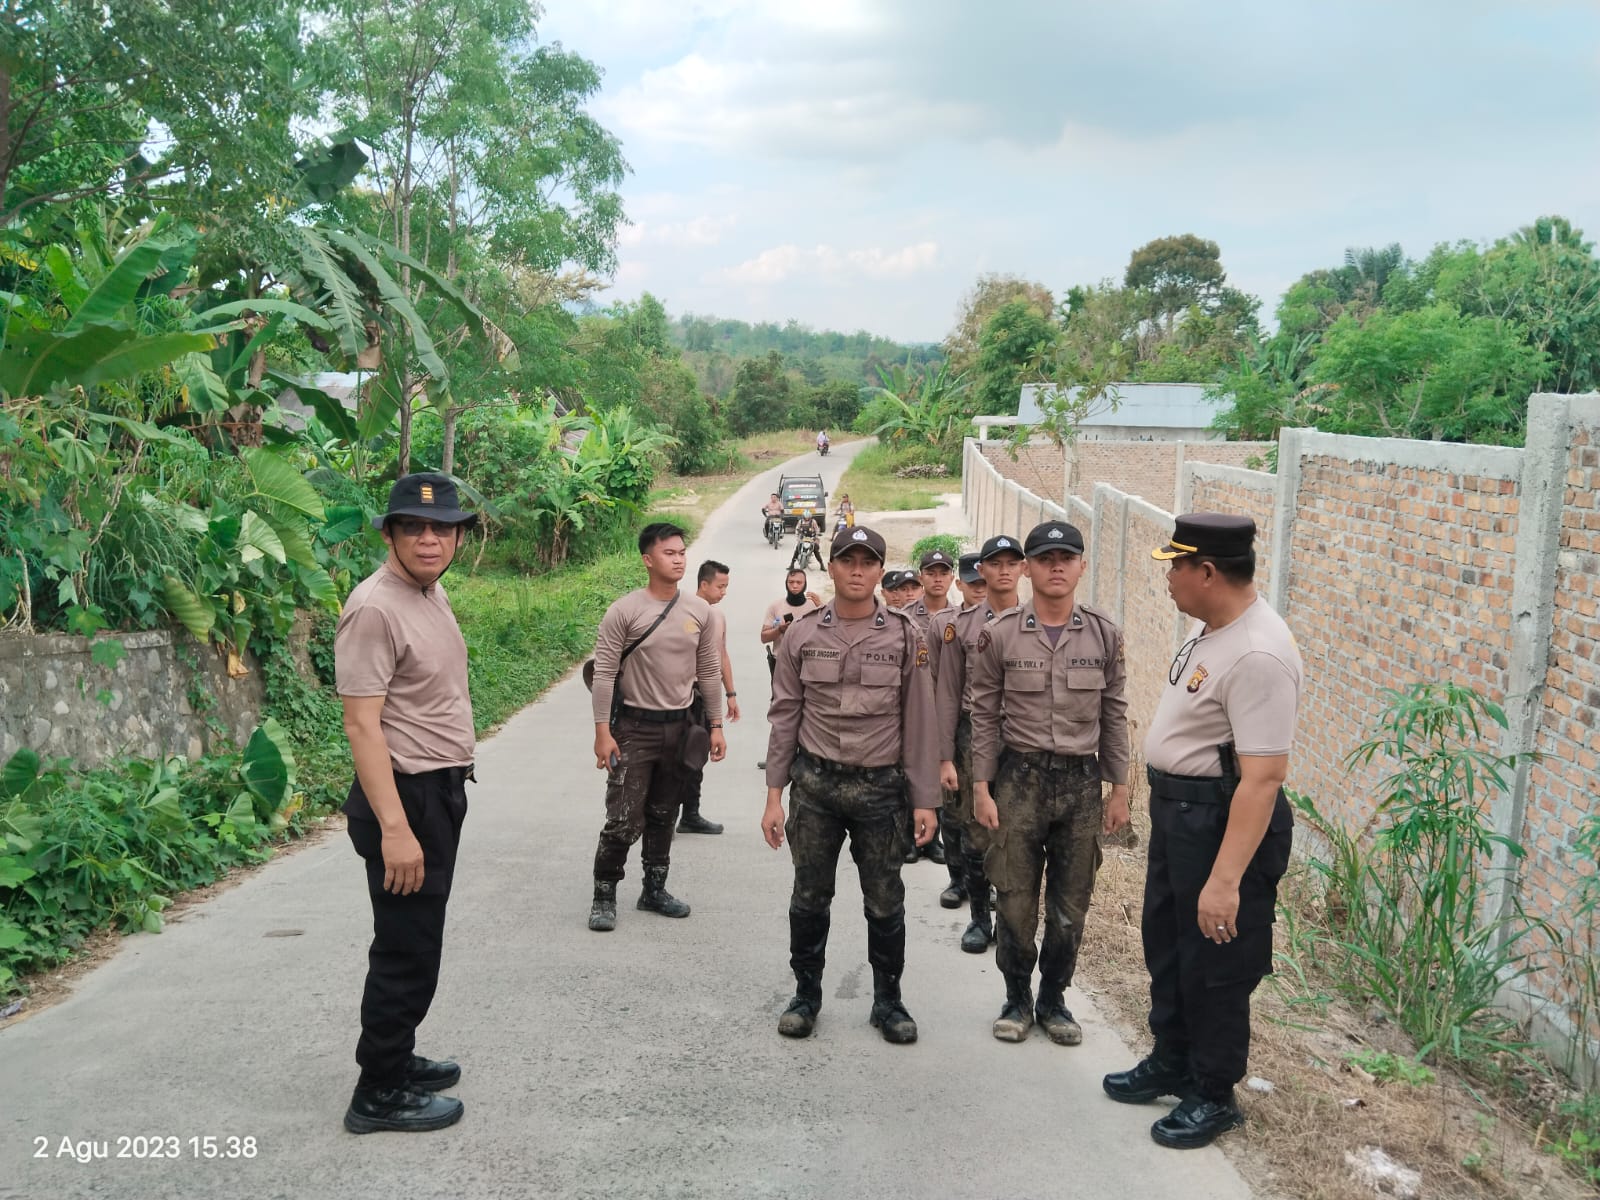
[910,533,964,563]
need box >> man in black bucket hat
[335,472,479,1134]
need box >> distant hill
[669,313,942,396]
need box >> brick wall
[976,442,1064,505]
[979,439,1273,513]
[958,400,1600,1063]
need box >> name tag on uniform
[1005,657,1048,671]
[801,647,842,662]
[1069,657,1105,668]
[860,651,900,665]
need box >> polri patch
[916,645,929,668]
[1186,665,1209,693]
[943,623,957,644]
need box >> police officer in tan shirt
[934,535,1021,952]
[970,521,1130,1047]
[335,472,477,1135]
[587,522,726,931]
[762,525,940,1044]
[1103,513,1302,1151]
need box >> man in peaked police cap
[762,524,940,1044]
[334,472,479,1134]
[1102,513,1303,1149]
[968,520,1129,1048]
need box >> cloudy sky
[537,0,1600,344]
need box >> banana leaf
[264,368,360,444]
[285,227,368,359]
[0,323,219,399]
[63,233,179,331]
[355,232,519,369]
[322,230,449,381]
[190,298,333,331]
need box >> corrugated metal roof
[1017,383,1225,428]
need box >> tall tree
[943,273,1054,374]
[329,0,625,469]
[1124,234,1225,330]
[972,298,1058,414]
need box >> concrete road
[0,441,1253,1200]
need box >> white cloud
[618,214,735,248]
[719,241,938,284]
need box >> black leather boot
[992,975,1034,1042]
[1151,1090,1245,1149]
[344,1085,464,1134]
[1034,986,1082,1046]
[960,881,995,953]
[677,794,723,835]
[779,911,829,1038]
[924,836,946,865]
[865,913,917,1044]
[1103,1047,1191,1104]
[587,880,617,932]
[404,1055,462,1092]
[637,865,690,917]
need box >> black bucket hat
[374,472,479,531]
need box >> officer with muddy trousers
[935,537,1020,952]
[1102,513,1302,1150]
[969,521,1129,1047]
[761,524,940,1044]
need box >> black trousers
[345,766,469,1089]
[1142,767,1291,1098]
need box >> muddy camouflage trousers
[785,750,910,924]
[983,749,1104,991]
[593,716,690,882]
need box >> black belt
[1005,748,1096,772]
[795,747,902,784]
[401,763,476,785]
[619,704,691,723]
[1146,765,1228,804]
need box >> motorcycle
[817,441,830,456]
[765,514,784,548]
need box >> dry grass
[1079,771,1590,1200]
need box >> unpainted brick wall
[1523,416,1600,1025]
[1188,472,1276,599]
[976,442,1064,504]
[1070,441,1273,510]
[1282,455,1520,838]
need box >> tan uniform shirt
[765,599,940,811]
[926,606,958,687]
[969,600,1129,785]
[590,589,724,724]
[335,562,475,774]
[934,600,1002,760]
[762,595,820,652]
[1145,596,1303,776]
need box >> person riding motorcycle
[836,493,855,528]
[816,429,830,456]
[762,492,785,542]
[791,512,823,570]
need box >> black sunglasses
[1168,634,1203,687]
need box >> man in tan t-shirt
[587,522,726,931]
[1102,513,1303,1152]
[677,560,741,835]
[334,472,477,1135]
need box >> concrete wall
[0,630,265,767]
[978,438,1273,512]
[961,392,1600,1060]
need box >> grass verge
[652,430,826,526]
[839,443,954,512]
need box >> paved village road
[0,441,1254,1200]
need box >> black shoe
[869,999,918,1044]
[1034,1001,1082,1046]
[637,865,691,917]
[588,880,618,932]
[960,915,994,954]
[1103,1053,1191,1104]
[1151,1094,1245,1149]
[344,1086,464,1134]
[677,811,724,835]
[777,994,820,1038]
[938,882,967,909]
[924,838,946,865]
[404,1055,461,1092]
[902,845,920,865]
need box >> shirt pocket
[1064,667,1105,720]
[844,660,901,716]
[1006,670,1049,695]
[800,656,842,685]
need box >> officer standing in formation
[676,560,740,836]
[968,521,1129,1047]
[762,525,940,1044]
[1103,513,1301,1150]
[934,535,1022,952]
[335,473,478,1135]
[928,552,985,910]
[896,549,956,866]
[587,522,726,932]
